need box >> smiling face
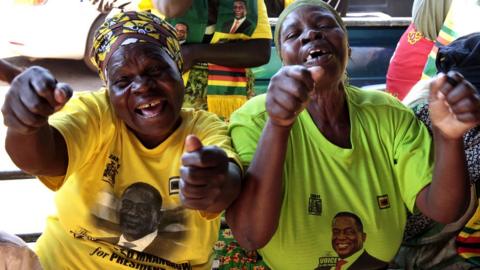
[279,5,348,83]
[233,1,247,19]
[331,215,366,258]
[106,43,184,148]
[119,184,162,241]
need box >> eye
[114,76,131,88]
[285,31,300,41]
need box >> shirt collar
[118,230,158,252]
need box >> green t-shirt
[229,86,434,270]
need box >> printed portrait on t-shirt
[315,212,388,270]
[218,0,257,35]
[92,179,187,260]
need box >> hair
[122,182,163,211]
[176,22,189,30]
[274,0,346,60]
[333,211,364,232]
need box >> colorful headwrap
[274,0,346,60]
[90,11,183,81]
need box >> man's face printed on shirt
[331,216,366,258]
[233,1,247,19]
[119,184,162,241]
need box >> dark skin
[226,5,480,251]
[0,59,22,83]
[2,43,242,213]
[154,0,271,72]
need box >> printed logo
[407,29,423,45]
[308,194,322,216]
[102,154,120,186]
[169,177,180,195]
[377,194,390,209]
[317,256,338,268]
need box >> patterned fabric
[421,1,480,79]
[90,11,183,81]
[456,200,480,266]
[182,64,255,121]
[213,228,270,270]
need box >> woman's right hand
[266,65,322,127]
[1,66,72,135]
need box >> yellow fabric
[207,95,248,121]
[36,89,240,270]
[284,0,296,7]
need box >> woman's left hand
[180,135,230,210]
[429,71,480,139]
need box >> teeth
[137,100,161,109]
[307,49,330,61]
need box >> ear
[348,47,352,58]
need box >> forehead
[333,216,357,228]
[107,43,173,73]
[122,187,155,201]
[282,5,337,29]
[234,1,246,7]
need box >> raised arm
[415,71,480,223]
[226,66,319,250]
[0,59,22,84]
[153,0,193,17]
[1,66,72,176]
[181,39,271,72]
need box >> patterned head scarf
[274,0,346,61]
[91,11,183,82]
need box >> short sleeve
[228,95,268,167]
[38,90,111,190]
[393,109,434,213]
[192,111,242,170]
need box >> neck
[307,82,351,148]
[307,82,347,124]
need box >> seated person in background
[386,0,452,100]
[226,1,480,269]
[143,0,272,121]
[394,32,480,270]
[1,11,242,269]
[0,230,42,270]
[0,59,22,84]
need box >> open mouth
[135,99,165,118]
[304,49,333,66]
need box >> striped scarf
[421,0,480,79]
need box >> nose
[301,29,324,45]
[131,75,152,94]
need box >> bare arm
[226,120,290,250]
[415,72,480,223]
[0,59,22,84]
[1,66,72,176]
[181,39,271,72]
[153,0,192,17]
[226,66,320,250]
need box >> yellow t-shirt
[35,89,240,270]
